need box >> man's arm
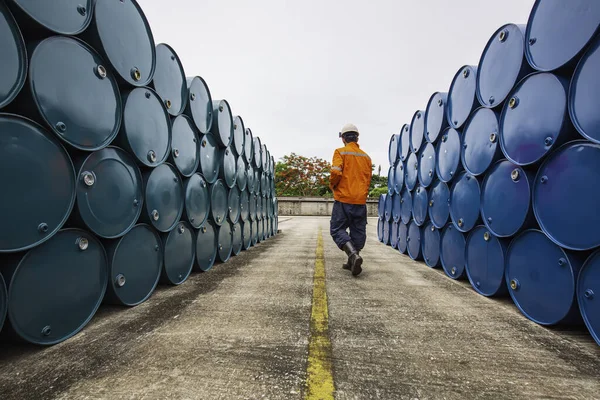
[330,150,343,189]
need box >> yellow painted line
[305,228,335,400]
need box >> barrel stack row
[378,0,600,345]
[0,0,279,346]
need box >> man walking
[329,123,372,276]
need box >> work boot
[342,242,363,276]
[342,251,359,270]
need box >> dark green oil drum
[253,137,262,169]
[184,76,213,134]
[217,221,233,262]
[241,220,252,250]
[183,173,209,229]
[169,114,200,177]
[8,0,93,36]
[240,190,250,222]
[233,116,245,156]
[210,179,228,226]
[247,164,255,194]
[142,163,184,233]
[199,133,220,184]
[153,43,187,117]
[232,222,243,256]
[0,2,26,109]
[228,186,241,224]
[236,156,247,191]
[195,220,217,271]
[160,221,194,285]
[211,100,233,148]
[219,146,237,188]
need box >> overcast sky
[142,0,534,174]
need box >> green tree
[368,165,388,198]
[275,153,331,197]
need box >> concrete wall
[278,197,379,217]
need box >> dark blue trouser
[330,201,368,251]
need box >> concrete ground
[0,216,599,399]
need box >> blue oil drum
[104,224,161,307]
[199,133,220,184]
[74,146,143,239]
[407,220,423,261]
[142,163,184,233]
[398,222,408,254]
[152,43,186,117]
[240,190,250,222]
[465,226,508,297]
[569,35,600,144]
[400,188,413,225]
[0,274,6,333]
[428,179,450,229]
[418,142,436,188]
[27,36,121,151]
[85,0,155,87]
[481,160,533,238]
[461,108,502,176]
[209,179,228,227]
[246,164,255,194]
[384,193,393,222]
[525,0,600,72]
[424,92,448,144]
[390,221,399,249]
[233,116,245,156]
[244,128,254,163]
[388,133,400,165]
[400,124,410,161]
[422,222,441,268]
[382,220,391,245]
[0,2,26,109]
[412,185,429,227]
[228,186,241,224]
[450,172,481,233]
[500,72,574,166]
[506,229,582,325]
[249,193,257,222]
[241,220,252,250]
[217,221,233,262]
[0,114,75,253]
[391,193,401,223]
[394,161,404,194]
[410,110,425,153]
[118,87,170,167]
[170,115,199,177]
[533,141,600,251]
[195,220,217,271]
[1,228,106,345]
[160,221,194,285]
[253,137,262,169]
[219,147,237,189]
[441,223,466,280]
[387,166,395,195]
[436,128,463,183]
[212,100,233,148]
[7,0,92,36]
[477,24,531,108]
[405,151,418,191]
[232,222,243,256]
[183,173,209,229]
[184,76,213,135]
[577,250,600,346]
[378,194,387,219]
[447,65,479,129]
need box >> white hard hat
[340,123,359,136]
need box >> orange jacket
[330,142,372,205]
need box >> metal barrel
[256,218,263,243]
[428,179,450,229]
[480,160,535,238]
[398,222,408,254]
[405,151,418,191]
[241,219,252,250]
[407,220,423,261]
[569,35,600,144]
[533,140,600,251]
[399,124,411,161]
[417,142,436,188]
[387,166,395,195]
[500,72,575,167]
[0,114,75,253]
[390,221,399,248]
[465,226,509,297]
[152,43,187,117]
[211,100,233,148]
[0,274,6,333]
[219,146,237,189]
[160,221,194,286]
[141,163,184,233]
[391,193,401,223]
[244,128,254,163]
[0,2,26,109]
[1,228,107,345]
[378,194,387,220]
[449,172,482,233]
[412,185,429,227]
[217,221,233,263]
[7,0,93,36]
[461,108,502,176]
[195,220,217,272]
[436,128,463,183]
[261,144,269,172]
[476,24,532,108]
[253,136,262,169]
[20,36,122,151]
[440,223,466,280]
[394,160,404,194]
[118,87,170,167]
[384,193,393,222]
[249,192,257,222]
[236,156,247,191]
[577,250,600,346]
[253,169,261,195]
[232,222,243,256]
[382,220,391,246]
[209,179,228,227]
[422,222,441,268]
[525,0,600,72]
[228,186,241,224]
[232,116,246,157]
[506,229,582,325]
[104,223,162,307]
[198,132,220,184]
[447,65,479,130]
[182,173,209,229]
[410,110,426,153]
[388,133,400,165]
[169,115,200,177]
[72,146,143,239]
[250,220,258,247]
[240,190,250,222]
[261,171,268,197]
[184,76,213,134]
[400,187,413,225]
[424,92,448,143]
[83,0,156,87]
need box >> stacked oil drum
[0,0,278,346]
[378,0,600,345]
